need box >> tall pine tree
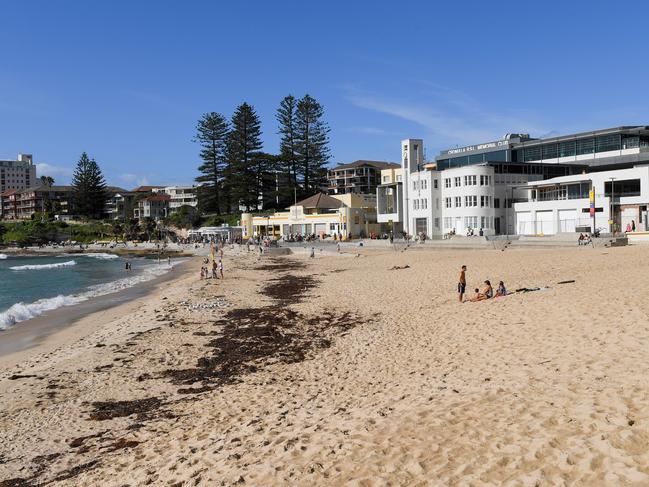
[226,103,263,210]
[276,95,298,187]
[193,112,229,214]
[295,94,331,194]
[71,152,107,219]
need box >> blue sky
[1,1,648,187]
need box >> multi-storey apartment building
[153,185,197,212]
[1,185,73,220]
[328,160,399,195]
[133,194,170,220]
[0,154,37,193]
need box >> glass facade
[436,150,507,170]
[576,138,595,155]
[542,143,558,159]
[513,133,646,162]
[559,141,576,157]
[596,134,621,152]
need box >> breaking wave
[10,260,77,271]
[0,259,183,330]
[69,253,120,260]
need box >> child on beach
[458,265,467,302]
[496,281,507,297]
[469,288,483,302]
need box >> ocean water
[0,253,177,329]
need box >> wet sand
[2,245,649,486]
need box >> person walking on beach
[310,247,315,259]
[218,259,224,279]
[212,260,217,279]
[458,265,467,302]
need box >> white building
[153,185,198,212]
[385,138,537,237]
[378,127,649,237]
[0,154,37,193]
[514,166,649,235]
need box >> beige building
[0,154,37,193]
[241,193,380,240]
[327,160,399,195]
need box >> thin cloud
[35,163,73,182]
[119,173,150,187]
[344,84,551,149]
[347,126,397,136]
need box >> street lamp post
[609,177,616,234]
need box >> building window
[465,195,477,207]
[422,199,427,209]
[444,178,451,188]
[576,138,595,155]
[433,179,438,189]
[445,197,451,208]
[464,216,478,229]
[542,144,558,159]
[559,141,576,157]
[494,198,500,208]
[480,195,490,207]
[464,175,477,186]
[596,134,621,153]
[434,217,440,229]
[454,177,461,187]
[454,196,461,207]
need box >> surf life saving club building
[377,126,649,236]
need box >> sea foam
[69,253,120,260]
[0,259,183,329]
[0,254,7,259]
[0,295,83,329]
[10,260,77,271]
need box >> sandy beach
[2,244,649,486]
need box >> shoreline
[0,256,198,366]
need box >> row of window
[443,175,492,188]
[413,198,428,210]
[513,135,649,162]
[411,179,440,190]
[437,150,508,170]
[443,216,495,230]
[412,179,428,190]
[444,196,497,208]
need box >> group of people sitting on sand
[458,265,507,303]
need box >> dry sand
[2,244,649,486]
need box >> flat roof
[329,160,399,171]
[514,126,649,149]
[435,126,649,160]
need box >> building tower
[401,139,423,235]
